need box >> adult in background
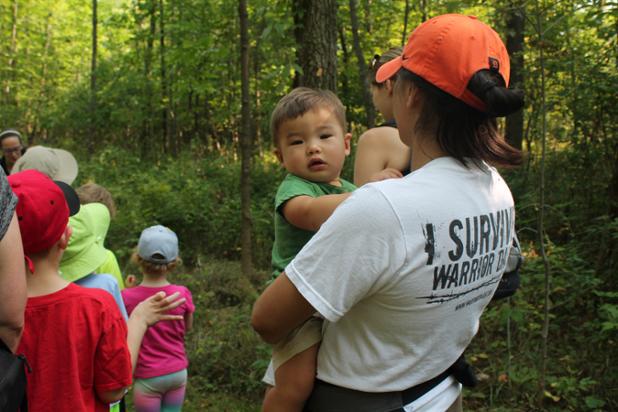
[252,14,523,411]
[353,48,411,186]
[12,145,78,185]
[0,129,26,175]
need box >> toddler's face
[276,107,351,185]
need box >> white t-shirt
[286,157,515,404]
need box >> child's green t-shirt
[271,174,356,279]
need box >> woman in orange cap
[253,14,523,412]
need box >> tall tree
[402,0,410,45]
[292,0,338,91]
[141,0,157,157]
[349,0,375,127]
[159,0,172,154]
[239,0,253,276]
[4,0,19,106]
[90,0,97,151]
[505,1,525,150]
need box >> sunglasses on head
[370,54,381,70]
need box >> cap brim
[376,56,403,83]
[59,243,108,282]
[54,180,80,216]
[52,149,78,185]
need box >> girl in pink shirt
[122,225,195,412]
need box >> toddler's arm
[282,192,352,231]
[185,311,194,332]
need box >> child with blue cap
[122,225,195,412]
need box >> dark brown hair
[368,47,403,86]
[397,68,523,168]
[270,87,347,146]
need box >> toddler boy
[263,87,355,412]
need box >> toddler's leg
[160,370,188,412]
[133,378,163,412]
[262,343,318,412]
[160,385,186,412]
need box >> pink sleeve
[183,287,195,314]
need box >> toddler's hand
[369,168,404,183]
[125,274,137,288]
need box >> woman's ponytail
[468,70,524,117]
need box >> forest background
[0,0,616,410]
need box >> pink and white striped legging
[133,369,188,412]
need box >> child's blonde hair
[131,251,181,276]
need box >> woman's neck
[408,129,448,171]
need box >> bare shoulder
[357,126,398,147]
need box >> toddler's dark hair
[270,87,347,146]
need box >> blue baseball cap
[137,225,179,264]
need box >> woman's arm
[251,273,315,344]
[0,213,26,351]
[354,128,391,186]
[354,127,411,186]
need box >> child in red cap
[9,169,186,412]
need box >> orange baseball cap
[376,14,510,112]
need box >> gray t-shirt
[0,168,17,240]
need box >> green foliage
[466,238,617,411]
[75,148,284,269]
[0,0,616,410]
[178,261,267,410]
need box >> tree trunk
[420,0,428,22]
[402,0,410,45]
[32,13,53,144]
[292,0,338,91]
[505,1,525,150]
[362,0,372,33]
[4,0,19,104]
[239,0,253,277]
[253,13,265,154]
[338,25,350,98]
[159,0,172,155]
[535,5,551,403]
[141,0,156,158]
[90,0,98,152]
[349,0,375,127]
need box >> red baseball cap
[376,14,510,112]
[8,170,79,255]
